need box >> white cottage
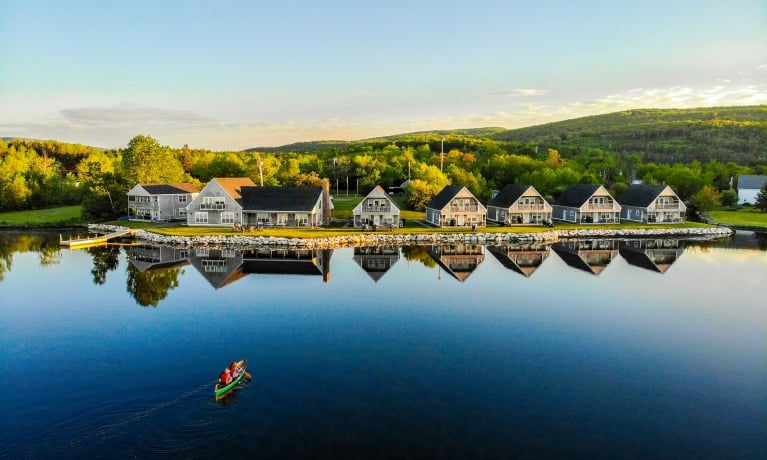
[737,175,767,205]
[353,185,401,228]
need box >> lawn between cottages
[0,205,84,226]
[709,209,767,228]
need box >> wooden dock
[60,229,135,248]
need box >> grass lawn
[709,208,767,228]
[0,206,84,226]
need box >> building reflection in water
[426,244,485,282]
[487,243,550,278]
[618,239,685,274]
[551,239,619,276]
[188,248,245,289]
[187,247,333,288]
[128,245,190,272]
[240,247,332,282]
[353,246,400,282]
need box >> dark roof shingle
[618,184,668,207]
[240,186,323,212]
[553,184,602,207]
[738,175,767,189]
[488,184,533,207]
[141,183,200,194]
[426,185,467,210]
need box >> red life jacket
[219,371,230,384]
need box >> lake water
[1,230,766,459]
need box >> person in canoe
[219,368,232,385]
[229,361,243,378]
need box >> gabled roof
[487,184,534,207]
[551,241,615,276]
[212,177,256,200]
[366,185,400,205]
[553,184,605,207]
[426,185,474,210]
[619,247,666,273]
[618,184,670,207]
[738,175,767,189]
[354,186,401,212]
[134,183,200,195]
[240,186,323,212]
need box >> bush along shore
[90,224,734,250]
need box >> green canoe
[214,358,248,399]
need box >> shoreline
[90,224,735,249]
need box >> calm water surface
[1,231,766,459]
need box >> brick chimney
[322,179,332,225]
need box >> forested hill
[247,106,766,165]
[491,105,767,165]
[247,127,507,153]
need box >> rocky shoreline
[90,224,734,249]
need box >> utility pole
[257,153,264,186]
[440,137,444,173]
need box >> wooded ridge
[1,105,765,219]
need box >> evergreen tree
[755,182,767,212]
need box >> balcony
[655,202,681,209]
[586,202,615,210]
[515,203,545,210]
[200,203,226,210]
[448,205,479,212]
[363,206,391,213]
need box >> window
[221,212,235,224]
[202,259,227,273]
[178,195,187,203]
[195,212,209,224]
[201,197,225,210]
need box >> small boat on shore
[214,358,248,399]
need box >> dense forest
[1,105,765,220]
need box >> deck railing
[200,203,226,210]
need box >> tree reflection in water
[126,263,183,307]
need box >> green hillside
[248,127,506,153]
[492,105,767,165]
[246,106,767,166]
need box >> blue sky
[1,0,765,150]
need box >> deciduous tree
[121,135,185,185]
[693,185,721,211]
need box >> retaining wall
[90,224,734,250]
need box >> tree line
[1,130,766,220]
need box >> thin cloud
[3,83,764,150]
[486,89,550,97]
[59,104,212,126]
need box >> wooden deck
[60,229,135,248]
